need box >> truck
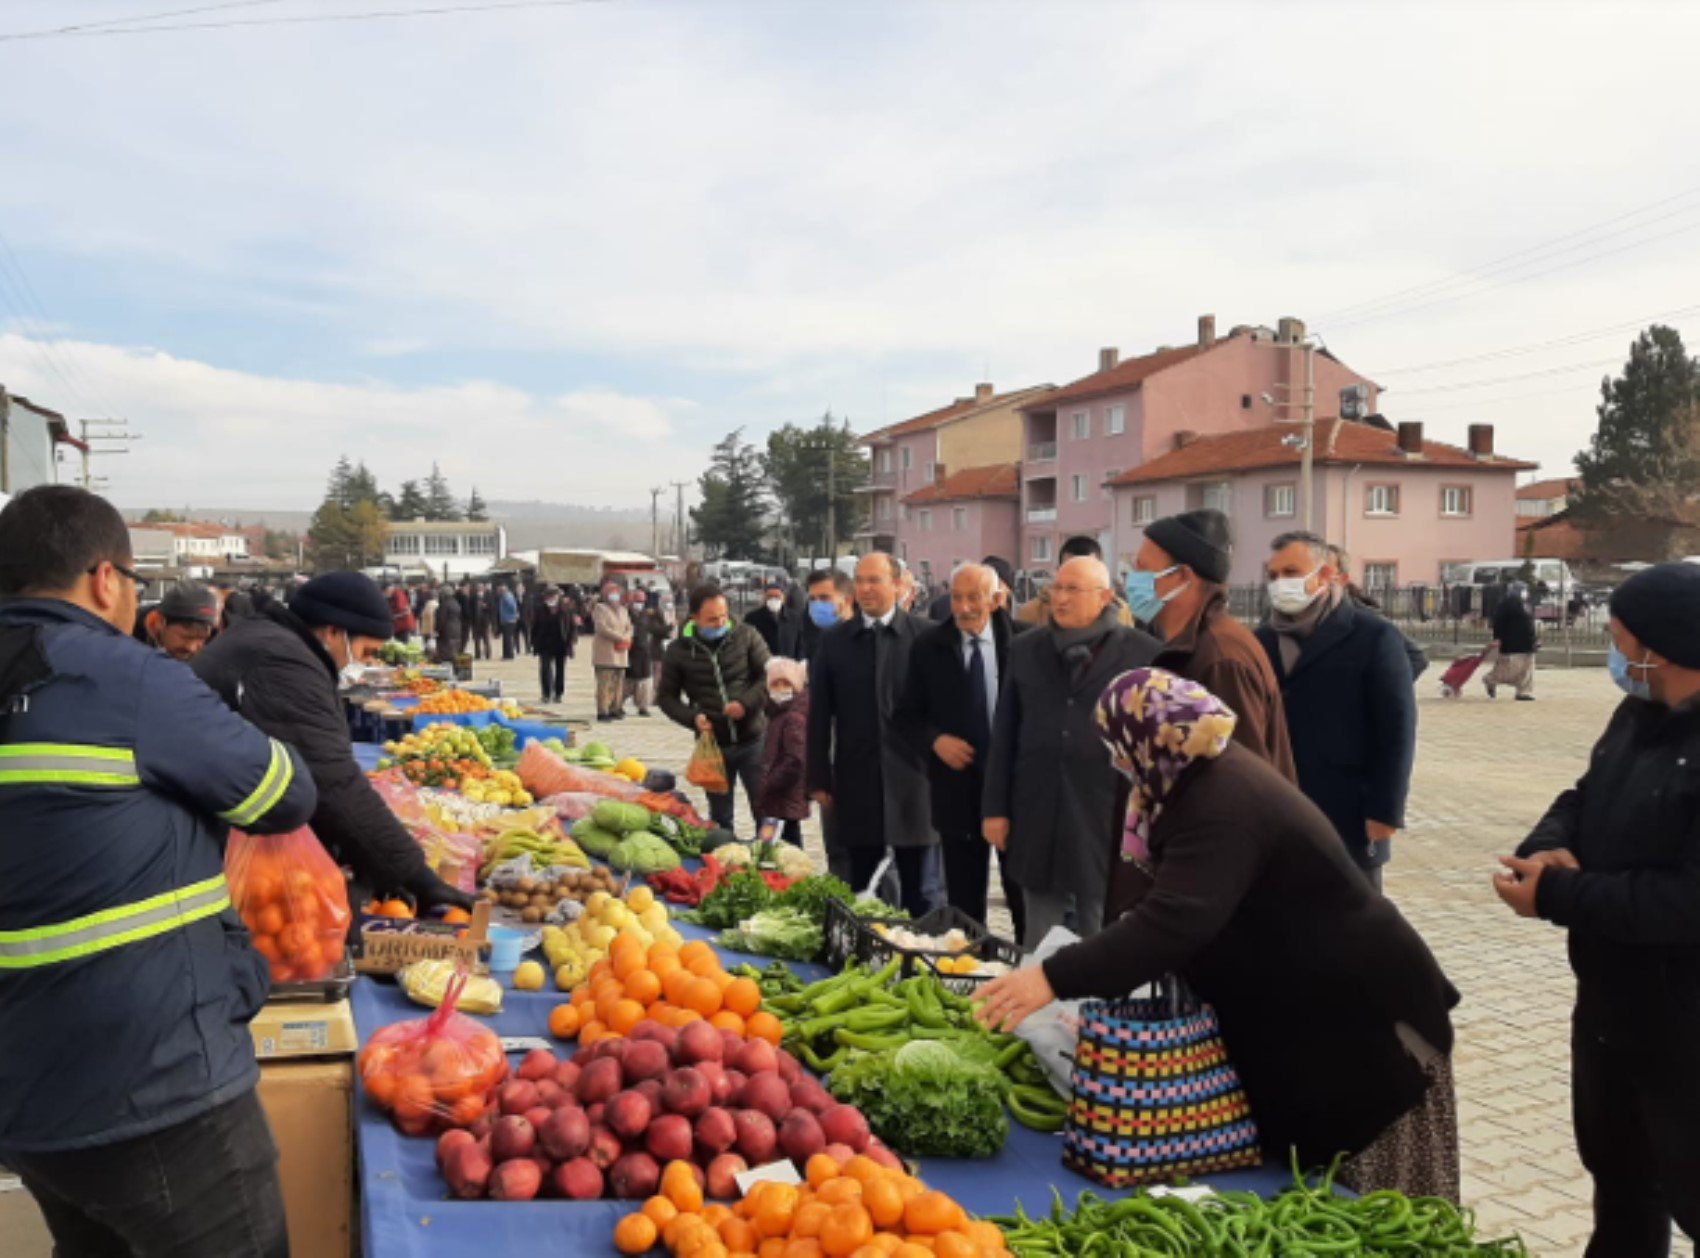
[533,549,660,588]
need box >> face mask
[1267,569,1322,615]
[766,597,783,614]
[338,631,366,687]
[1608,644,1657,700]
[605,592,622,607]
[1125,566,1187,628]
[698,623,728,642]
[771,689,794,705]
[809,600,839,628]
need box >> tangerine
[792,1200,832,1239]
[683,976,724,1018]
[548,1004,582,1039]
[722,977,762,1018]
[614,1212,660,1255]
[816,1178,864,1207]
[863,1179,905,1231]
[820,1205,873,1258]
[610,998,647,1036]
[903,1193,964,1237]
[710,1011,746,1036]
[745,1012,784,1046]
[663,1159,705,1214]
[643,1195,679,1229]
[686,951,724,979]
[624,969,663,1006]
[805,1153,842,1188]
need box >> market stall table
[350,925,1306,1258]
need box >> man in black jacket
[896,562,1026,935]
[1499,563,1700,1256]
[780,569,851,663]
[193,572,472,911]
[742,579,787,655]
[1256,532,1417,892]
[657,584,770,834]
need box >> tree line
[308,456,488,570]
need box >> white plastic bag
[1015,925,1087,1095]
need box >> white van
[1443,559,1577,591]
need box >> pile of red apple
[434,1017,898,1203]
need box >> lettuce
[828,1040,1007,1158]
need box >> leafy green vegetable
[608,832,682,875]
[775,875,853,923]
[691,870,775,929]
[717,908,823,962]
[828,1039,1007,1158]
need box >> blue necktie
[966,637,991,752]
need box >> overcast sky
[0,0,1696,511]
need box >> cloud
[0,333,701,509]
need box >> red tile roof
[1515,477,1579,501]
[861,384,1054,444]
[1108,419,1537,486]
[903,463,1020,504]
[1022,345,1204,412]
[1515,515,1587,560]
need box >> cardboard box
[250,998,358,1061]
[258,1059,354,1258]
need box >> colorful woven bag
[1061,982,1261,1188]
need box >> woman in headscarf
[975,667,1461,1199]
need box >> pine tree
[326,455,355,510]
[1573,325,1700,524]
[692,429,769,559]
[425,463,461,522]
[466,487,489,521]
[763,412,868,563]
[393,479,428,521]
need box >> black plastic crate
[823,901,991,978]
[921,930,1026,995]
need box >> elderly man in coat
[1255,531,1418,892]
[1126,509,1296,781]
[807,552,938,917]
[983,555,1160,947]
[591,581,633,722]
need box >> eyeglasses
[89,561,144,587]
[1052,582,1108,597]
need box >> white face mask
[766,597,783,614]
[1267,569,1323,615]
[338,630,367,686]
[605,592,622,607]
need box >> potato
[521,907,542,924]
[516,877,538,894]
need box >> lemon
[512,960,546,991]
[625,886,655,914]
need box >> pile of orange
[547,937,783,1047]
[612,1154,1010,1258]
[415,689,495,715]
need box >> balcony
[1026,442,1057,461]
[1026,508,1058,524]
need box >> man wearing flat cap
[1499,561,1700,1253]
[133,581,220,662]
[193,571,473,912]
[1126,510,1295,781]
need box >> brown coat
[1156,588,1297,784]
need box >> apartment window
[1265,483,1296,518]
[465,533,498,556]
[1130,496,1156,525]
[900,447,912,470]
[1071,474,1088,502]
[1031,535,1052,563]
[899,504,910,522]
[1364,562,1398,590]
[1365,484,1400,517]
[1441,485,1473,517]
[1202,482,1231,515]
[879,497,893,521]
[1071,410,1090,441]
[877,450,892,474]
[424,534,459,555]
[1104,405,1125,436]
[952,507,967,531]
[389,534,421,555]
[923,461,936,484]
[918,509,933,532]
[1102,469,1122,500]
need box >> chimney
[1197,314,1216,348]
[974,382,993,403]
[1277,316,1306,344]
[934,463,948,487]
[1396,421,1424,455]
[1099,347,1119,373]
[1468,423,1495,458]
[1174,430,1200,451]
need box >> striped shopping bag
[1061,982,1262,1188]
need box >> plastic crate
[822,900,990,979]
[921,931,1026,996]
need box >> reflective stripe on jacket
[0,599,317,1153]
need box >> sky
[0,0,1697,512]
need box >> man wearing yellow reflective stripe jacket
[0,486,317,1258]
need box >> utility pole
[825,439,837,562]
[78,418,142,493]
[1,385,11,493]
[1300,339,1316,534]
[649,486,663,558]
[671,481,688,558]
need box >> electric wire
[0,0,621,41]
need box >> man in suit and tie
[898,563,1028,936]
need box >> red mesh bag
[226,825,351,984]
[517,741,643,800]
[356,973,509,1135]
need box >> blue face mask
[808,600,839,628]
[1608,644,1655,700]
[1124,566,1186,629]
[697,622,728,642]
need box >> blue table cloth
[351,921,1304,1258]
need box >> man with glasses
[0,486,317,1257]
[983,554,1158,946]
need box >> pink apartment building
[894,464,1022,589]
[1107,420,1536,587]
[1018,316,1380,574]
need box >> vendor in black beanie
[1500,560,1700,1250]
[193,572,474,913]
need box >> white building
[383,520,508,579]
[1,392,87,493]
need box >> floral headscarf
[1096,668,1238,866]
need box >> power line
[1370,302,1700,375]
[1401,382,1604,418]
[1316,184,1700,322]
[0,0,622,41]
[15,0,286,38]
[1391,356,1622,396]
[0,226,125,420]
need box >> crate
[822,901,990,979]
[920,931,1026,996]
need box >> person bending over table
[975,667,1461,1201]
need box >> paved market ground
[2,655,1690,1257]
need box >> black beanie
[1144,509,1233,584]
[290,572,395,641]
[1610,562,1700,669]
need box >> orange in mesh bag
[357,972,509,1135]
[225,825,351,985]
